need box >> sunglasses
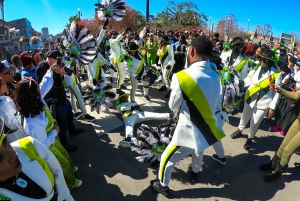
[259,58,268,63]
[0,71,13,76]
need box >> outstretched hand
[270,84,280,93]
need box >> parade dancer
[0,117,74,201]
[124,42,151,102]
[109,30,128,94]
[220,37,249,96]
[230,49,282,150]
[117,93,172,147]
[62,21,100,121]
[156,35,175,98]
[151,36,225,197]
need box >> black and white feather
[63,21,97,65]
[97,0,127,21]
[131,122,176,167]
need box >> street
[67,78,300,201]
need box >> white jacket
[0,137,74,201]
[221,49,249,80]
[169,61,224,154]
[157,45,175,68]
[0,96,27,142]
[244,66,282,110]
[24,70,57,148]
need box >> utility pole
[78,8,81,21]
[146,0,149,22]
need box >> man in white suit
[0,117,74,201]
[151,36,225,197]
[230,49,282,150]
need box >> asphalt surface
[66,78,300,201]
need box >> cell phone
[56,57,63,67]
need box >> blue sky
[5,0,299,37]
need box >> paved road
[67,78,300,201]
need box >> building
[8,18,32,38]
[49,34,55,42]
[9,27,21,54]
[41,27,49,38]
[0,19,18,60]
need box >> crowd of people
[0,18,300,200]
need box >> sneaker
[72,179,82,189]
[188,164,198,184]
[69,128,84,134]
[151,180,170,197]
[158,86,167,92]
[84,114,96,122]
[119,137,135,147]
[211,154,226,165]
[243,138,252,150]
[231,130,242,139]
[74,112,83,120]
[63,144,78,152]
[120,84,127,89]
[165,90,171,98]
[144,95,151,101]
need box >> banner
[280,33,295,50]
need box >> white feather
[81,41,96,50]
[77,28,89,42]
[69,21,77,39]
[79,34,94,45]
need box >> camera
[64,67,74,76]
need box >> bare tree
[262,23,272,37]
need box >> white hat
[1,60,10,68]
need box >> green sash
[158,45,170,61]
[233,56,248,72]
[18,137,55,188]
[177,71,225,143]
[245,70,280,101]
[44,107,54,134]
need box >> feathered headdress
[63,21,97,65]
[97,0,127,22]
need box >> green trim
[233,56,248,72]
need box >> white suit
[0,137,74,201]
[158,61,225,186]
[238,66,282,138]
[157,45,175,89]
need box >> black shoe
[144,95,150,101]
[120,84,127,89]
[188,164,198,184]
[263,172,282,182]
[243,138,252,150]
[165,90,171,98]
[116,89,125,94]
[211,154,226,165]
[260,162,274,171]
[263,164,285,182]
[151,180,170,197]
[74,112,83,120]
[158,86,167,92]
[231,130,242,139]
[84,114,96,122]
[119,137,135,147]
[110,77,113,83]
[63,144,78,151]
[70,128,84,134]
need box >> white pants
[69,84,87,115]
[116,62,127,89]
[142,80,150,96]
[124,111,170,138]
[159,140,203,187]
[238,102,269,138]
[129,74,138,102]
[161,66,172,89]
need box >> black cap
[214,33,219,37]
[277,57,287,65]
[231,37,244,46]
[161,35,169,43]
[46,50,62,59]
[127,42,139,51]
[260,49,275,61]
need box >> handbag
[289,99,300,115]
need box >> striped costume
[158,61,225,186]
